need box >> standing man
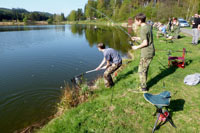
[95,43,122,88]
[192,14,200,45]
[131,13,155,92]
[168,18,172,32]
[171,18,180,39]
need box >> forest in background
[0,8,65,24]
[68,0,200,23]
[1,0,200,24]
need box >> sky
[0,0,88,16]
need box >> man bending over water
[95,43,122,88]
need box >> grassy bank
[0,20,127,27]
[62,20,128,27]
[0,21,48,26]
[39,31,200,133]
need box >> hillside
[0,7,52,21]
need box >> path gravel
[180,28,200,37]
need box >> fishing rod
[71,7,139,85]
[88,6,139,46]
[76,68,105,77]
[155,49,192,56]
[155,49,192,53]
[71,68,105,85]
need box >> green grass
[62,20,125,26]
[39,32,200,133]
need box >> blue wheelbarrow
[144,91,176,133]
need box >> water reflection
[55,25,66,32]
[0,25,66,32]
[69,24,134,54]
[0,24,134,132]
[70,24,85,36]
[0,24,134,54]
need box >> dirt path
[180,28,200,37]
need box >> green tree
[97,0,106,14]
[29,12,40,21]
[23,16,28,24]
[85,0,97,20]
[47,17,53,24]
[77,8,84,21]
[110,0,122,20]
[117,0,131,21]
[198,1,200,14]
[54,14,63,22]
[61,13,65,21]
[68,10,77,21]
[0,8,52,22]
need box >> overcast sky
[0,0,88,16]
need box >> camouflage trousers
[104,62,122,87]
[138,57,153,89]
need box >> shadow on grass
[168,99,185,114]
[115,66,138,84]
[147,59,192,90]
[178,35,186,39]
[147,66,178,90]
[155,99,185,131]
[185,59,193,66]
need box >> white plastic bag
[184,73,200,86]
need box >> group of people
[155,14,200,45]
[95,13,155,93]
[191,13,200,45]
[154,17,180,39]
[95,13,200,92]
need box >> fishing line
[89,6,132,38]
[88,6,139,46]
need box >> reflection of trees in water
[70,24,135,54]
[70,24,84,36]
[55,25,65,32]
[85,25,98,46]
[0,25,66,32]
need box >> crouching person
[95,43,122,88]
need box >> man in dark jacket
[192,14,200,45]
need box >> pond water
[0,24,132,132]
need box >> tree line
[0,8,66,24]
[67,0,200,23]
[1,0,199,24]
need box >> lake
[0,24,132,132]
